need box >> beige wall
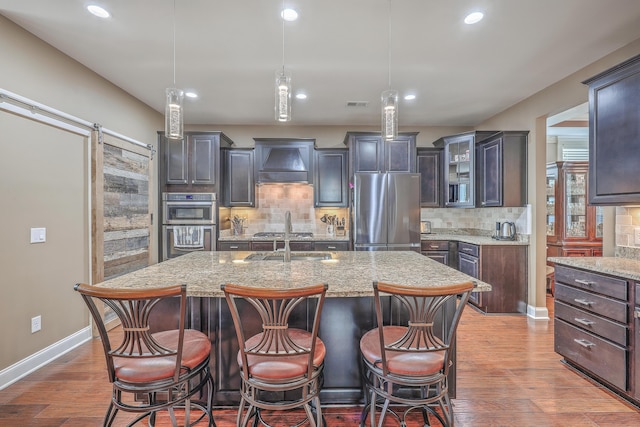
[0,16,162,372]
[476,38,640,314]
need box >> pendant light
[165,0,184,140]
[275,1,292,122]
[381,0,398,141]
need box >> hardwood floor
[1,295,639,426]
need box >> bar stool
[74,283,215,427]
[222,283,328,427]
[359,281,473,427]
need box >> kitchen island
[96,251,490,405]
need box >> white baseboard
[0,326,92,390]
[527,304,550,320]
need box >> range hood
[254,138,315,183]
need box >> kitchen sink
[244,252,332,261]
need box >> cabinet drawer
[555,300,627,347]
[555,318,627,391]
[458,242,479,257]
[423,251,449,265]
[555,265,627,300]
[315,241,350,251]
[555,283,627,324]
[421,240,448,251]
[251,241,276,251]
[274,241,314,252]
[219,241,250,251]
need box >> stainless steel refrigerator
[353,173,421,251]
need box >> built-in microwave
[162,193,216,225]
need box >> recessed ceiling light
[281,8,298,21]
[464,11,484,24]
[87,5,110,19]
[295,93,307,100]
[404,94,416,101]
[185,92,198,99]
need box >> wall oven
[162,193,217,260]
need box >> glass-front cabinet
[445,137,472,206]
[546,162,602,259]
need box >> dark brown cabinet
[218,241,250,251]
[583,54,640,205]
[434,131,495,208]
[476,131,527,207]
[221,149,254,207]
[162,132,233,191]
[343,132,418,178]
[421,240,450,265]
[314,241,350,251]
[457,242,527,314]
[416,148,442,207]
[546,162,603,259]
[554,265,631,397]
[314,149,348,207]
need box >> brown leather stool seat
[238,328,326,381]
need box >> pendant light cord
[387,0,392,89]
[281,0,286,74]
[172,0,176,86]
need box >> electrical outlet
[31,315,41,333]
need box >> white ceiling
[2,1,640,127]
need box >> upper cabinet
[434,131,495,208]
[343,132,417,178]
[476,131,528,207]
[416,148,443,207]
[161,131,233,192]
[583,54,640,205]
[314,149,348,207]
[221,148,255,207]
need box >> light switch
[30,227,46,243]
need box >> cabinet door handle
[229,245,239,249]
[575,279,594,286]
[326,246,336,249]
[462,248,474,253]
[634,309,640,319]
[574,298,593,307]
[573,338,595,348]
[574,318,595,327]
[429,245,440,249]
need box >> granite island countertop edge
[96,251,491,297]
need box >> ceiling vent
[346,101,369,108]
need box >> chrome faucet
[284,210,292,262]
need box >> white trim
[527,304,550,320]
[0,327,93,390]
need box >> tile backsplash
[224,184,348,236]
[615,206,640,259]
[421,206,530,239]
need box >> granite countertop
[219,233,350,242]
[548,256,640,282]
[96,251,491,298]
[421,233,529,246]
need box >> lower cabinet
[421,240,450,266]
[314,241,350,251]
[457,242,527,314]
[218,241,250,251]
[554,265,638,402]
